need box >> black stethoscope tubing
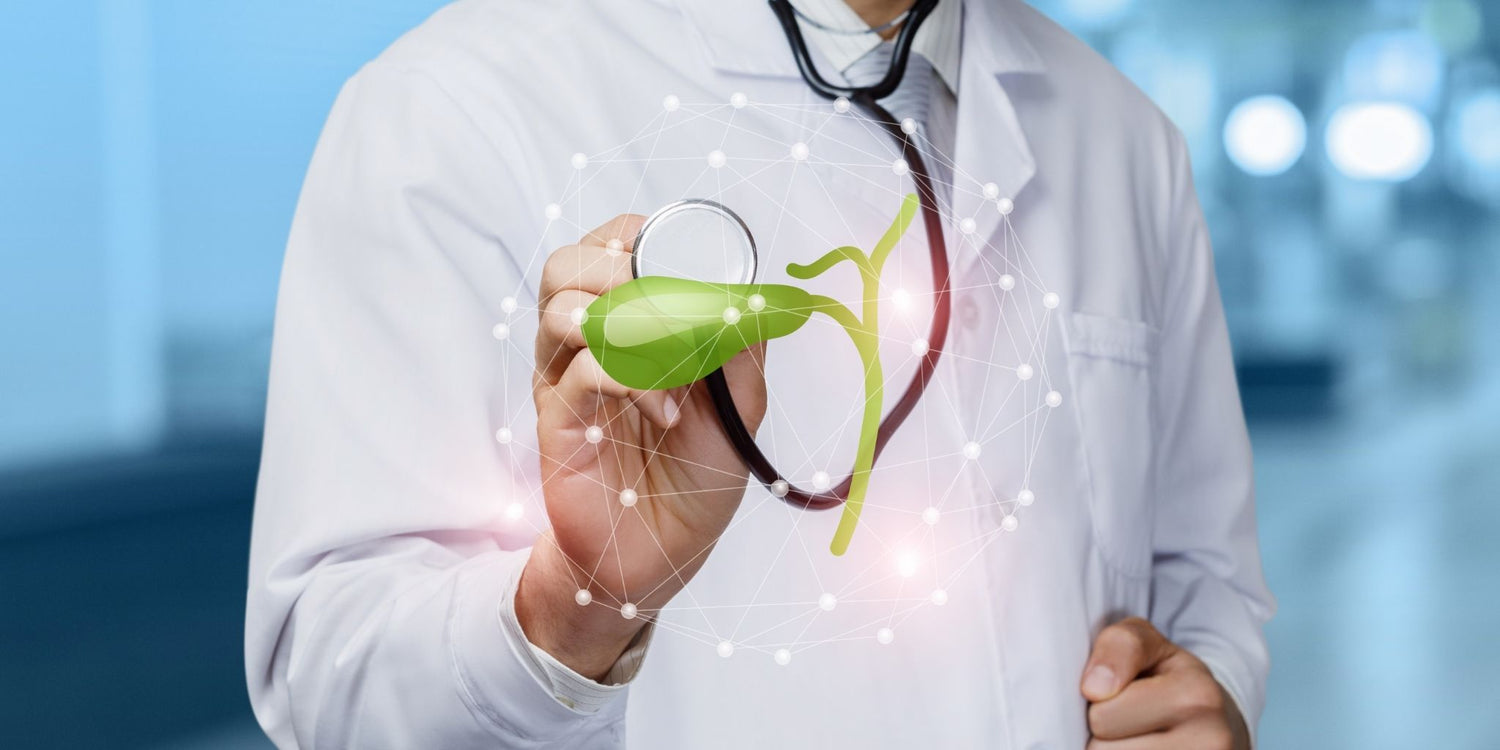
[703,0,952,512]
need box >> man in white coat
[247,0,1274,747]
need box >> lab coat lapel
[950,0,1045,278]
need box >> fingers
[1086,718,1236,750]
[536,289,597,384]
[550,347,682,432]
[1081,617,1174,702]
[1087,670,1216,739]
[535,214,642,385]
[539,242,634,302]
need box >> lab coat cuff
[448,551,627,742]
[1192,648,1259,749]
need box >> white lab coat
[246,0,1274,748]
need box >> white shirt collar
[791,0,962,93]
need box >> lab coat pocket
[1063,312,1160,579]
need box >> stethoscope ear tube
[705,92,952,512]
[767,0,941,100]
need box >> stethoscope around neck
[635,0,952,512]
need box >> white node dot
[494,427,513,444]
[834,96,851,113]
[1017,488,1035,507]
[1016,363,1035,381]
[1002,514,1020,532]
[983,182,1001,200]
[505,503,524,521]
[1046,390,1063,408]
[790,142,810,161]
[619,488,638,507]
[770,479,790,498]
[662,94,680,111]
[500,296,517,314]
[900,117,918,134]
[620,602,638,620]
[722,306,742,325]
[963,440,982,460]
[570,307,588,326]
[585,425,604,444]
[774,648,792,666]
[747,293,766,312]
[570,152,588,170]
[892,288,911,309]
[911,337,929,356]
[818,593,838,612]
[574,589,592,606]
[931,588,949,606]
[716,640,735,658]
[959,217,977,235]
[1043,292,1060,309]
[998,274,1016,291]
[876,627,895,645]
[491,323,510,341]
[997,197,1014,215]
[707,149,727,168]
[921,506,941,526]
[892,158,909,176]
[544,203,562,220]
[812,471,831,491]
[605,238,624,256]
[896,552,918,578]
[730,92,748,108]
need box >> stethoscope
[632,0,950,511]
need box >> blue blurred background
[2,1,1496,747]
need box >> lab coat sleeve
[1147,133,1276,738]
[246,61,629,748]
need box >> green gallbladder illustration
[583,194,919,556]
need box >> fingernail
[1083,665,1116,698]
[663,394,680,425]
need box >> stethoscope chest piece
[632,199,759,285]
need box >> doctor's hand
[517,214,768,681]
[1081,617,1251,750]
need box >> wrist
[516,538,644,681]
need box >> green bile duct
[583,194,920,556]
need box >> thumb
[1081,617,1173,702]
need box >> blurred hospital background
[2,0,1497,747]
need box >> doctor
[247,0,1273,747]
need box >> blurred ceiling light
[1420,0,1483,55]
[1343,31,1446,111]
[1060,0,1134,29]
[1223,95,1307,176]
[1326,102,1434,181]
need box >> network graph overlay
[489,92,1062,666]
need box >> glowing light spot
[707,149,727,168]
[771,479,789,497]
[619,488,638,507]
[790,142,810,161]
[491,323,510,341]
[963,441,982,460]
[1017,489,1035,507]
[998,274,1016,291]
[494,427,513,444]
[818,593,838,612]
[1016,363,1034,381]
[834,97,851,113]
[620,602,638,620]
[922,506,940,526]
[722,306,742,325]
[717,640,735,658]
[893,288,912,310]
[1002,515,1020,532]
[748,293,767,312]
[544,203,562,221]
[574,589,592,606]
[774,648,792,665]
[571,152,589,170]
[505,503,524,521]
[911,338,929,356]
[1223,96,1307,176]
[930,589,949,606]
[605,238,624,257]
[570,307,588,326]
[1046,390,1063,408]
[983,182,1000,200]
[959,217,977,235]
[1043,292,1060,309]
[662,94,681,111]
[901,117,918,134]
[892,158,909,176]
[585,425,604,444]
[997,197,1014,216]
[1326,102,1433,182]
[876,627,895,644]
[730,92,748,108]
[501,296,517,314]
[896,551,919,578]
[812,471,831,491]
